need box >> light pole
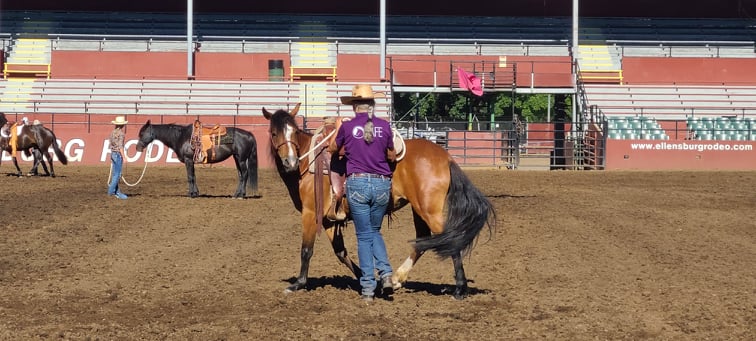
[187,0,194,79]
[380,0,386,80]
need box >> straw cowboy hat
[340,84,385,105]
[112,116,128,125]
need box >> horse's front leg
[185,161,199,197]
[286,211,318,293]
[451,252,469,300]
[232,155,246,198]
[324,221,362,279]
[11,156,23,176]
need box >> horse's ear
[290,103,301,117]
[146,119,151,125]
[262,108,273,120]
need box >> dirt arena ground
[0,164,753,340]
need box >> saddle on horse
[310,117,406,222]
[191,120,228,163]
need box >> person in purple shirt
[329,84,397,303]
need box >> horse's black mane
[270,109,310,136]
[147,122,193,140]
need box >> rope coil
[107,142,152,187]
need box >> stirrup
[326,197,346,221]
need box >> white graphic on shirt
[351,126,385,140]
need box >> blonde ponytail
[364,106,375,144]
[354,102,376,144]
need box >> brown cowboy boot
[326,194,347,221]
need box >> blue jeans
[108,152,123,195]
[346,175,393,296]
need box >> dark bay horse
[0,117,68,177]
[135,120,259,198]
[263,104,496,299]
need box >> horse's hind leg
[28,150,41,176]
[232,155,246,198]
[451,252,469,300]
[43,151,54,177]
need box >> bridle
[270,121,333,176]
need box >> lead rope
[299,129,336,162]
[107,142,152,187]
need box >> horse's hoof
[285,283,305,293]
[452,288,468,300]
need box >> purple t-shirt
[335,112,394,177]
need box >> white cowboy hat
[340,84,385,105]
[111,116,128,125]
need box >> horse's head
[263,103,301,172]
[136,120,155,152]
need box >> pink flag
[457,67,483,96]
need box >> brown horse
[263,104,496,299]
[0,118,68,177]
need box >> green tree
[393,92,572,123]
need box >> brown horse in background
[0,114,68,177]
[263,104,496,299]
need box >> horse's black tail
[414,161,495,258]
[48,129,68,165]
[246,141,260,197]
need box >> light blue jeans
[108,152,123,195]
[346,174,393,296]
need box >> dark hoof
[452,286,468,300]
[284,282,305,293]
[189,192,199,198]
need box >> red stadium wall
[605,139,756,170]
[622,57,756,85]
[51,51,187,79]
[48,50,573,87]
[194,52,289,80]
[336,54,383,82]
